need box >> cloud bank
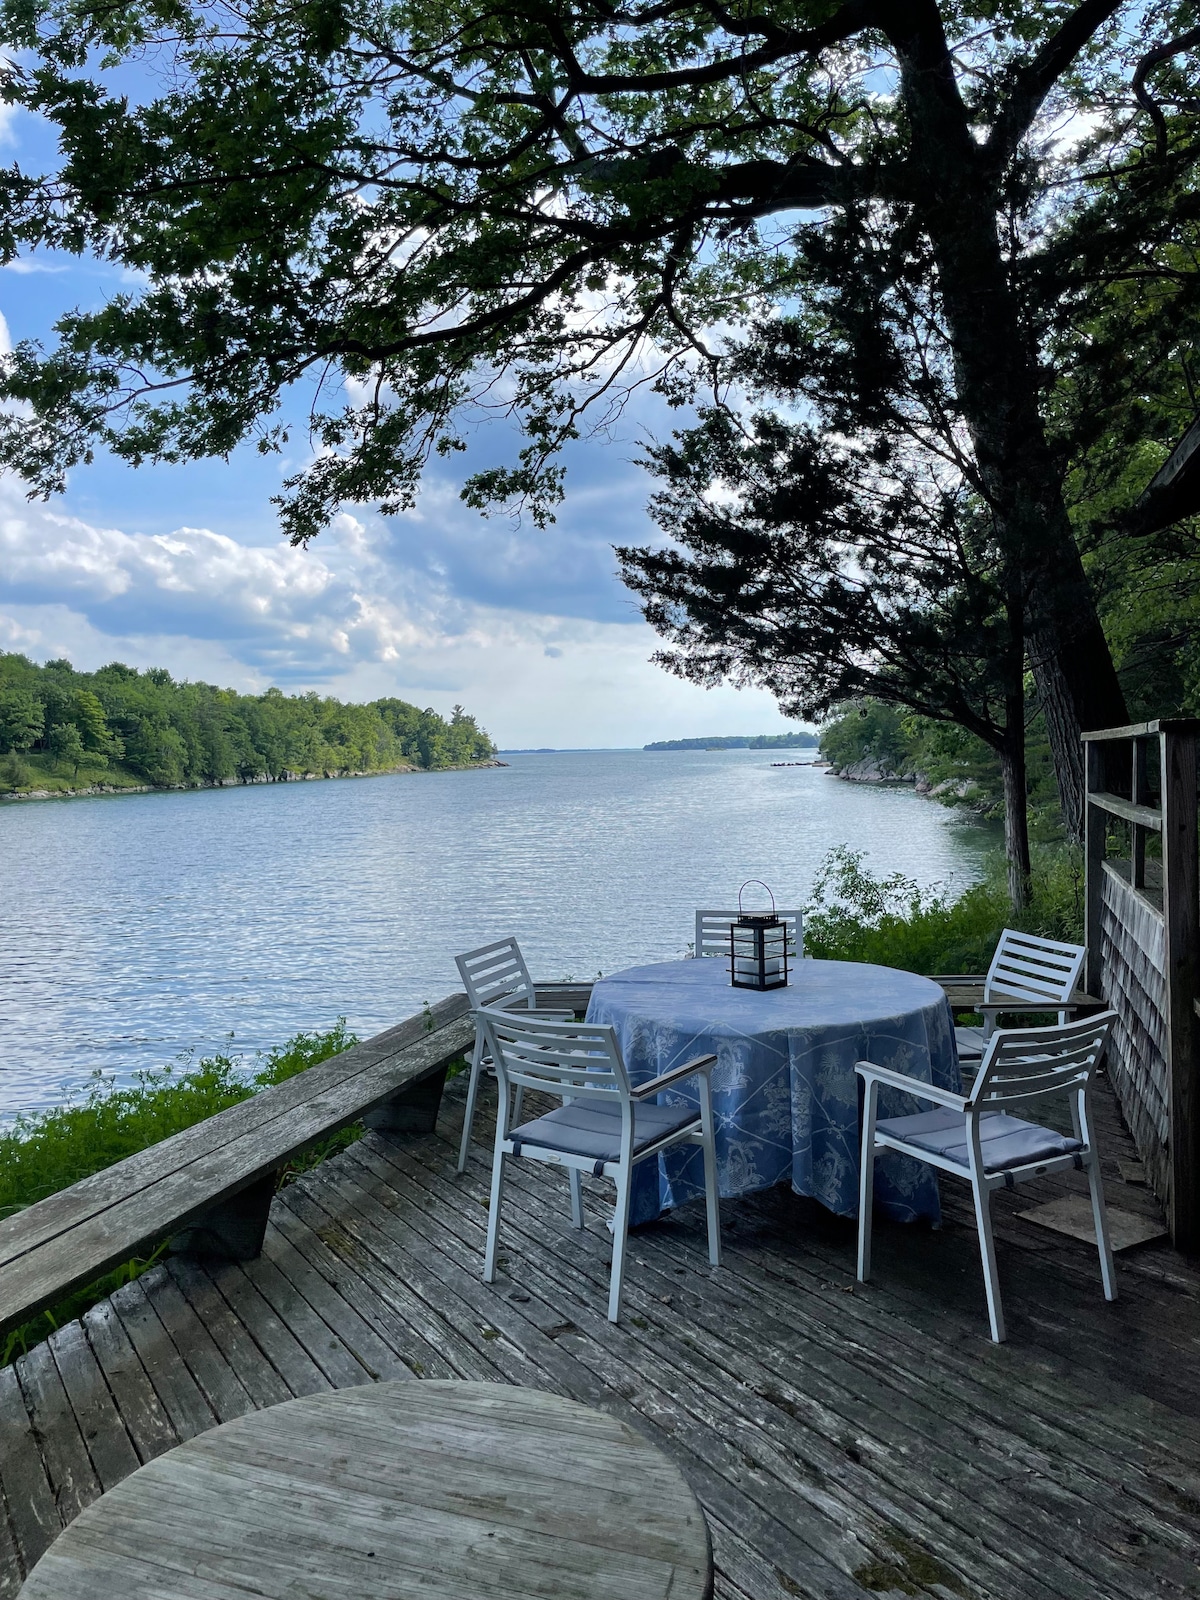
[0,471,796,747]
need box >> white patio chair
[454,938,575,1174]
[953,928,1086,1061]
[475,1008,721,1322]
[694,908,804,960]
[856,1010,1118,1342]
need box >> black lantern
[730,881,789,990]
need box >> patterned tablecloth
[586,957,960,1227]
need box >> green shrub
[803,845,1084,974]
[0,1022,357,1365]
[0,751,33,790]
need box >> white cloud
[0,469,802,745]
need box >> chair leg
[700,1080,721,1267]
[971,1178,1006,1343]
[607,1171,633,1322]
[857,1084,878,1283]
[483,1144,508,1284]
[1086,1156,1118,1302]
[457,1031,486,1175]
[568,1167,584,1230]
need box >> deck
[2,1069,1199,1600]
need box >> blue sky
[0,100,802,749]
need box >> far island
[644,733,818,751]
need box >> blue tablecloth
[586,958,960,1227]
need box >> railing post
[1085,738,1107,1001]
[1161,725,1200,1251]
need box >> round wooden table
[19,1381,712,1600]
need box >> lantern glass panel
[730,916,789,990]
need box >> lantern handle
[737,880,777,917]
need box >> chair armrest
[631,1053,718,1099]
[855,1061,969,1112]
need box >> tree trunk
[893,8,1128,841]
[999,725,1032,913]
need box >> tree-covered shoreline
[0,654,496,796]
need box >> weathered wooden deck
[3,1070,1198,1600]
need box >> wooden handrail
[1087,791,1164,831]
[1082,718,1200,741]
[0,997,479,1335]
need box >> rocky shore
[824,756,986,811]
[1,758,507,803]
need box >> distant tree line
[0,654,495,787]
[644,734,818,752]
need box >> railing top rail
[1087,791,1164,830]
[1082,719,1200,741]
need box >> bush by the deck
[0,1023,357,1365]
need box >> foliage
[818,701,1065,841]
[0,653,495,790]
[0,1022,358,1365]
[803,846,1085,976]
[644,733,817,751]
[0,3,1187,833]
[818,703,915,779]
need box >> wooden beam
[1087,792,1163,831]
[0,1004,474,1335]
[1086,741,1107,1001]
[1082,719,1200,741]
[1162,727,1200,1252]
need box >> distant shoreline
[1,758,507,805]
[644,734,819,752]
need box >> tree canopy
[0,653,496,787]
[2,0,1199,826]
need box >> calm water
[0,750,994,1115]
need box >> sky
[0,103,802,751]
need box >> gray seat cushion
[510,1098,700,1164]
[955,1024,985,1058]
[875,1107,1083,1173]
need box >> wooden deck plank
[309,1146,896,1598]
[13,1340,100,1528]
[165,1258,293,1411]
[46,1321,140,1492]
[230,1229,384,1388]
[446,1142,1200,1600]
[5,1066,1200,1600]
[107,1277,217,1443]
[381,1135,1116,1600]
[0,1365,59,1582]
[262,1201,436,1382]
[80,1299,178,1465]
[194,1260,332,1400]
[137,1269,255,1425]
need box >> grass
[0,1022,358,1365]
[0,750,149,795]
[803,844,1084,975]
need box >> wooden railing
[0,982,593,1337]
[1084,719,1200,1249]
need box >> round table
[586,957,959,1226]
[19,1381,713,1600]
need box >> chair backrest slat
[695,910,803,960]
[983,929,1085,1007]
[968,1011,1115,1113]
[476,1009,631,1102]
[456,937,535,1011]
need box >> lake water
[0,750,995,1117]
